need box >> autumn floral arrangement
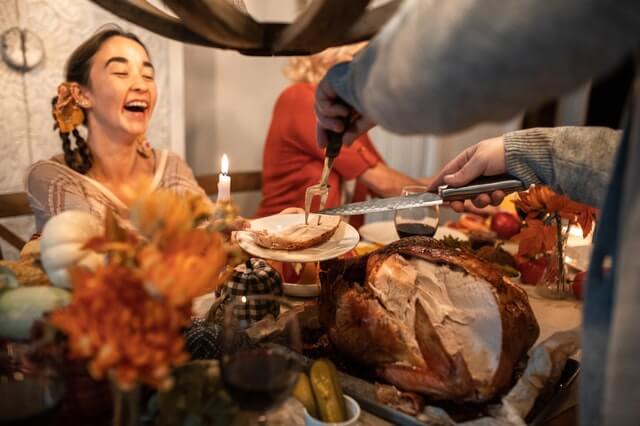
[513,185,597,296]
[49,187,237,392]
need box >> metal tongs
[304,130,343,225]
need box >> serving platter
[298,350,579,426]
[358,221,468,246]
[236,214,360,262]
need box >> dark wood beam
[90,0,401,56]
[346,0,403,42]
[90,0,219,48]
[274,0,370,52]
[163,0,263,49]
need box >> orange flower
[51,264,191,390]
[512,219,557,257]
[130,189,213,244]
[52,82,85,133]
[513,185,598,258]
[138,230,227,307]
[50,188,234,390]
[558,200,598,237]
[515,185,565,218]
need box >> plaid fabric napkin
[216,258,283,323]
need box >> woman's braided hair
[52,25,150,174]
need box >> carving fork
[304,130,343,225]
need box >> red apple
[491,212,522,240]
[517,256,548,285]
[572,271,587,300]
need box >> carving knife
[318,175,526,216]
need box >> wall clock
[1,27,45,72]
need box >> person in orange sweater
[255,44,420,229]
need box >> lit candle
[217,154,231,202]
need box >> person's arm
[505,126,621,207]
[319,0,640,142]
[429,127,621,210]
[358,162,422,198]
[282,84,420,197]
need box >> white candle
[217,154,231,202]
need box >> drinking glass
[394,185,439,238]
[0,342,66,425]
[220,296,302,424]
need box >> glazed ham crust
[319,236,539,402]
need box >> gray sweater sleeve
[327,0,640,135]
[504,127,621,208]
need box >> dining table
[189,258,584,426]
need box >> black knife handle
[324,96,351,159]
[438,174,526,201]
[325,130,343,158]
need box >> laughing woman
[25,26,208,234]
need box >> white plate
[358,221,468,246]
[236,214,360,262]
[282,282,321,298]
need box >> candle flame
[221,154,229,175]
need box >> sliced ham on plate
[252,215,341,250]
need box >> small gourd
[40,210,103,289]
[0,286,71,340]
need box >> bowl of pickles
[293,358,361,426]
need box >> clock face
[1,27,45,72]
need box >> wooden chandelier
[89,0,402,56]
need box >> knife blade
[319,174,525,216]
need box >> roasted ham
[319,237,539,402]
[253,215,341,250]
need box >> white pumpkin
[0,286,71,340]
[40,210,104,289]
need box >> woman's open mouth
[123,100,149,118]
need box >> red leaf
[514,219,557,257]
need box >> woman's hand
[428,136,508,212]
[315,72,375,149]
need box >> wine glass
[0,341,66,425]
[220,295,302,424]
[394,185,440,239]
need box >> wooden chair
[0,171,262,259]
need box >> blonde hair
[283,42,366,85]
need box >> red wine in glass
[395,223,437,238]
[221,348,299,413]
[221,295,302,424]
[394,186,440,239]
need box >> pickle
[293,372,319,419]
[309,358,347,422]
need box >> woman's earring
[136,134,152,158]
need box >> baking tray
[301,354,579,425]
